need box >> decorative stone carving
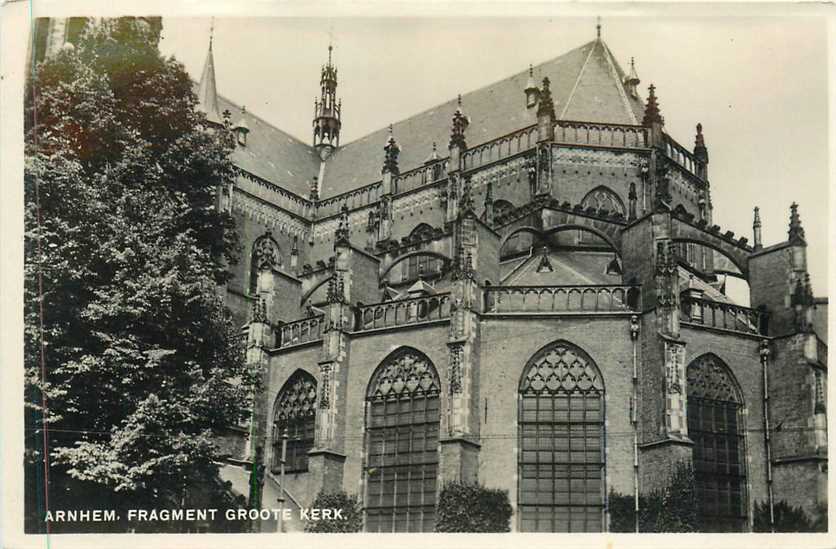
[520,342,603,395]
[252,234,281,271]
[686,354,741,403]
[368,350,440,400]
[275,371,318,420]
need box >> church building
[192,26,829,533]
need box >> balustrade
[484,285,640,313]
[555,121,647,149]
[680,296,766,335]
[356,293,452,331]
[463,125,538,171]
[278,315,325,348]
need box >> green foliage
[609,462,699,533]
[753,500,826,533]
[304,491,363,533]
[435,482,512,532]
[607,490,636,532]
[24,17,250,531]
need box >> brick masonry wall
[680,326,768,514]
[338,324,452,500]
[479,316,635,530]
[264,343,322,509]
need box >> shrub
[610,462,699,533]
[435,482,512,532]
[753,500,826,533]
[608,490,636,532]
[304,491,363,533]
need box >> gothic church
[191,27,829,533]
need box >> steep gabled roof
[320,39,644,198]
[217,94,320,197]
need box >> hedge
[435,482,512,532]
[304,491,363,533]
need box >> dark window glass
[687,354,747,532]
[365,349,440,532]
[273,371,317,473]
[518,342,605,532]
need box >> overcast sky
[158,15,829,296]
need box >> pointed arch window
[250,234,281,295]
[518,341,605,532]
[686,354,747,532]
[581,186,625,217]
[364,348,441,533]
[273,370,317,473]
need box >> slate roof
[217,94,320,197]
[320,38,645,198]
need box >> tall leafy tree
[24,18,252,532]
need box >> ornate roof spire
[596,16,602,40]
[788,202,806,244]
[197,19,222,126]
[525,64,537,92]
[449,94,469,151]
[695,123,706,149]
[752,206,763,250]
[642,83,664,127]
[313,41,342,158]
[537,76,556,122]
[425,141,439,164]
[382,124,401,175]
[627,57,639,83]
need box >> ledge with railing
[355,293,452,332]
[664,134,705,183]
[556,120,648,149]
[394,159,449,194]
[484,284,641,314]
[680,296,767,336]
[277,315,325,348]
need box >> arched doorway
[686,353,747,531]
[518,341,606,532]
[364,348,441,532]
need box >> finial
[529,64,533,77]
[209,17,214,50]
[695,122,706,149]
[788,202,806,243]
[596,16,602,40]
[753,206,761,228]
[328,43,333,65]
[642,83,664,127]
[536,76,556,121]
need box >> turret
[623,57,640,98]
[524,64,539,108]
[313,44,342,160]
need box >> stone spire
[196,22,222,126]
[623,57,640,98]
[536,77,556,142]
[425,142,439,164]
[382,124,400,175]
[449,94,469,151]
[693,123,709,179]
[536,76,556,122]
[313,43,342,159]
[752,206,762,250]
[788,202,806,244]
[642,84,664,127]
